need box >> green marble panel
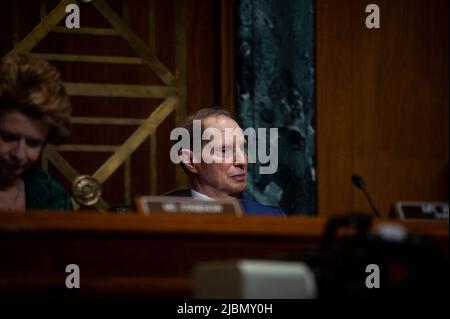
[237,0,316,215]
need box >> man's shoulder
[240,199,285,216]
[163,189,192,197]
[162,190,284,216]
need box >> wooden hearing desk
[0,211,448,298]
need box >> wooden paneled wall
[0,0,229,206]
[316,0,449,217]
[0,0,447,215]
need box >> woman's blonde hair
[0,53,71,145]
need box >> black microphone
[351,174,381,218]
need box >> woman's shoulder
[22,166,73,211]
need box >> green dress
[22,165,73,211]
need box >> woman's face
[0,110,48,184]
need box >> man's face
[0,110,48,185]
[192,115,248,198]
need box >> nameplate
[392,201,449,220]
[135,196,243,216]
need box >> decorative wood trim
[220,0,236,113]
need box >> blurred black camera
[291,214,449,299]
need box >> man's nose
[234,148,248,166]
[10,138,27,161]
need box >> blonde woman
[0,54,72,211]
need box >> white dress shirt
[191,189,215,201]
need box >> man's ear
[179,148,198,173]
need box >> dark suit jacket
[164,189,285,216]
